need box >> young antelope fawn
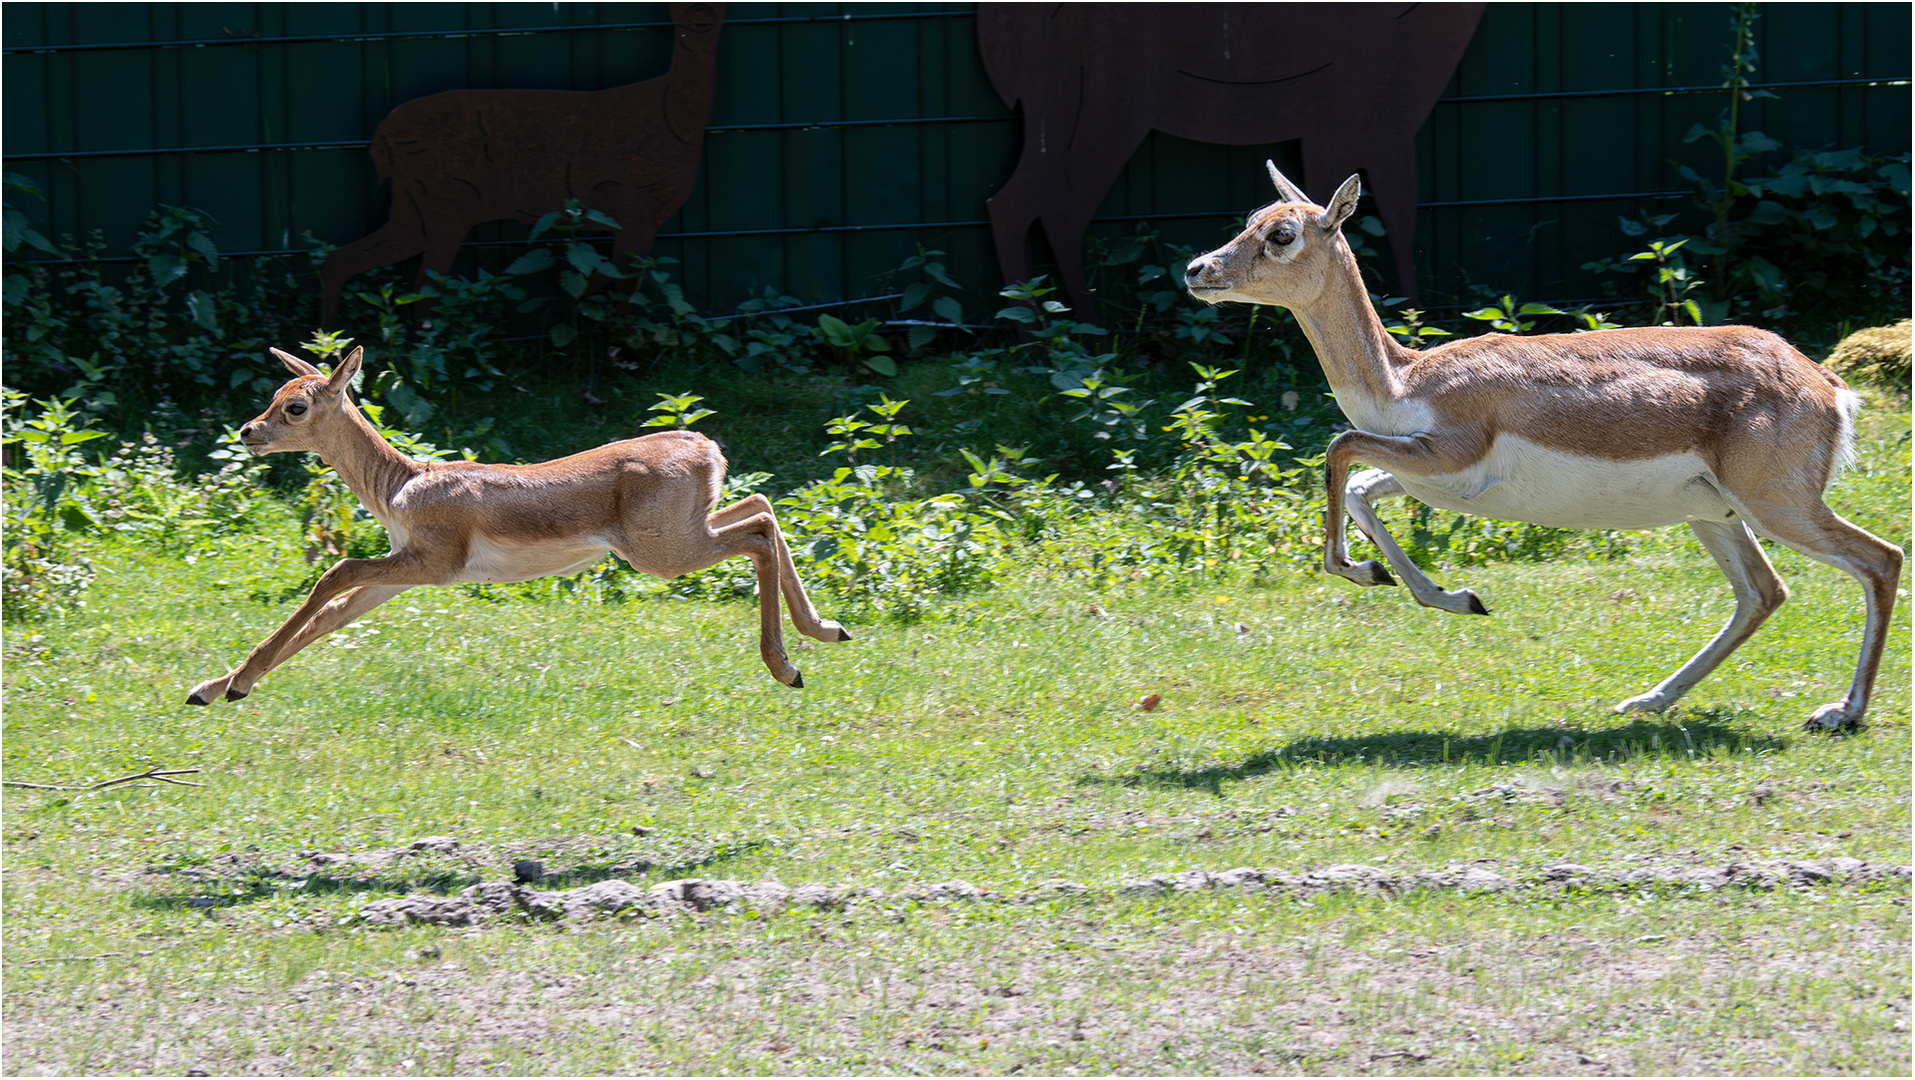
[186,346,848,705]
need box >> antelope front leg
[187,557,439,705]
[1325,434,1489,616]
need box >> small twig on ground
[17,940,193,965]
[15,952,125,965]
[2,767,203,792]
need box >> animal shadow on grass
[1086,713,1792,797]
[131,838,775,912]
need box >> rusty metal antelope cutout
[319,3,725,326]
[977,2,1484,322]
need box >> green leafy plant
[2,393,106,619]
[776,397,1009,620]
[1585,235,1707,327]
[2,390,275,619]
[1461,294,1568,335]
[3,173,60,261]
[1677,0,1780,323]
[891,246,967,351]
[814,314,896,377]
[1383,307,1455,350]
[1586,4,1909,327]
[713,287,815,374]
[506,200,629,349]
[1055,367,1149,444]
[640,391,716,431]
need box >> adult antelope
[186,346,848,706]
[1184,164,1902,731]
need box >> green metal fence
[5,2,1909,319]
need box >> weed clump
[1826,320,1912,389]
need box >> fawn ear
[270,347,323,378]
[325,347,364,397]
[1266,160,1309,205]
[1318,174,1362,232]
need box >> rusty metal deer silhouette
[319,3,725,326]
[978,3,1484,322]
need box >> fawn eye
[287,402,308,417]
[1267,223,1298,248]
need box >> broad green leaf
[505,249,557,276]
[933,296,963,324]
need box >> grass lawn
[3,394,1908,1076]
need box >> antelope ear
[1266,160,1310,204]
[326,346,364,397]
[1318,174,1362,231]
[270,347,324,378]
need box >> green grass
[3,397,1908,1075]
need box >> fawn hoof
[1467,593,1491,616]
[186,677,229,707]
[225,686,250,702]
[836,627,853,642]
[790,670,805,689]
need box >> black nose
[1184,257,1213,285]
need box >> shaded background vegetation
[3,2,1910,627]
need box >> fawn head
[1184,163,1362,310]
[239,346,364,456]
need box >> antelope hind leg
[621,509,806,688]
[709,495,850,644]
[1614,518,1784,716]
[1735,499,1903,732]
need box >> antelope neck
[320,404,420,515]
[1287,245,1411,411]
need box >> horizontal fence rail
[8,78,1903,163]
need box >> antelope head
[1185,162,1363,309]
[239,346,365,456]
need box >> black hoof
[1340,560,1397,588]
[185,693,209,707]
[836,628,853,642]
[790,670,805,689]
[1804,718,1866,736]
[224,687,249,702]
[1468,594,1491,616]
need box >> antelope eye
[287,402,308,417]
[1267,223,1298,247]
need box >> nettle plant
[1117,364,1316,585]
[1,389,273,620]
[1585,4,1910,327]
[774,395,1011,620]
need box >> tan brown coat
[186,345,846,706]
[1184,165,1901,730]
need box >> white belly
[1394,436,1734,530]
[457,535,613,584]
